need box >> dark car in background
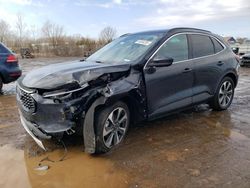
[240,53,250,67]
[0,42,22,90]
[16,28,239,154]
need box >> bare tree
[29,25,39,41]
[41,20,65,49]
[1,18,120,56]
[99,26,117,44]
[16,13,26,47]
[0,19,9,43]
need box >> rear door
[189,34,225,103]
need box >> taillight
[6,54,18,63]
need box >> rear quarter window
[211,38,224,53]
[0,43,10,53]
[190,34,214,58]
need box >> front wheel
[95,101,130,154]
[210,77,235,111]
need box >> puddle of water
[25,147,129,188]
[0,145,31,188]
[0,145,129,188]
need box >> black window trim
[210,36,224,54]
[144,32,226,68]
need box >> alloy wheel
[218,81,233,107]
[102,107,128,148]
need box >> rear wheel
[210,77,235,111]
[95,101,130,154]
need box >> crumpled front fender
[83,70,147,154]
[83,97,107,154]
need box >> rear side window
[211,38,224,53]
[0,43,10,53]
[154,34,188,62]
[190,34,214,58]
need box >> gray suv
[16,28,239,154]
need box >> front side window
[154,34,189,63]
[191,34,214,58]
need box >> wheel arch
[223,72,238,88]
[214,71,238,95]
[95,92,147,126]
[115,95,147,125]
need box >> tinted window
[154,34,188,62]
[191,34,214,58]
[0,43,10,53]
[211,38,224,53]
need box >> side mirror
[150,57,173,67]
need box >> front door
[144,34,194,118]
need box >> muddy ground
[1,57,250,188]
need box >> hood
[21,60,131,89]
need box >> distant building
[224,36,237,44]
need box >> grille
[243,56,250,60]
[17,86,36,113]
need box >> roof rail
[169,27,211,33]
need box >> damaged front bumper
[16,84,82,150]
[19,113,50,150]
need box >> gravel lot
[1,57,250,188]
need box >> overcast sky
[0,0,250,38]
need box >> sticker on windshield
[135,40,152,46]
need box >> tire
[210,77,235,111]
[0,76,3,91]
[95,101,130,154]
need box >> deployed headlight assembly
[43,83,88,98]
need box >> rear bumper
[2,70,22,83]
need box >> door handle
[217,61,224,66]
[182,68,192,73]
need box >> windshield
[87,33,164,64]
